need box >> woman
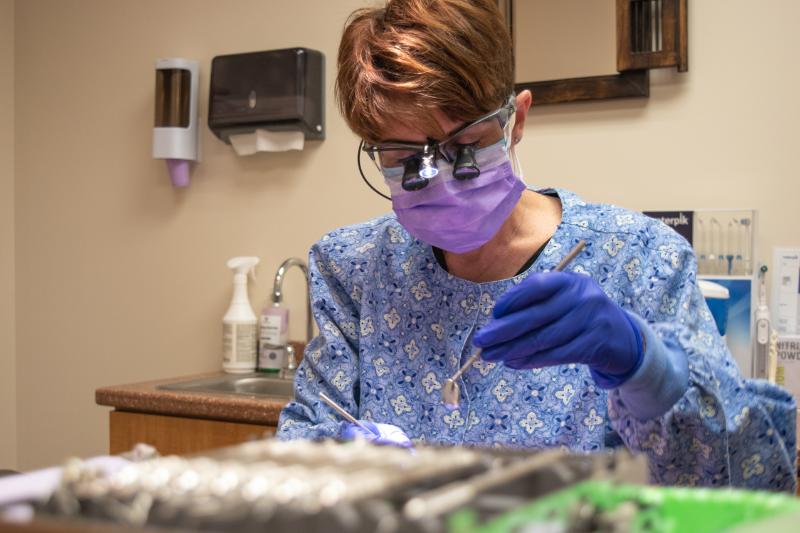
[277,0,796,491]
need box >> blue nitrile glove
[473,271,644,389]
[339,421,414,448]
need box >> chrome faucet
[271,258,312,371]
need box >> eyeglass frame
[356,95,517,200]
[361,95,516,169]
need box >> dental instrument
[726,219,736,275]
[740,217,752,275]
[319,392,380,437]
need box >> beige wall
[14,0,384,470]
[0,0,17,470]
[11,0,800,469]
[517,0,617,82]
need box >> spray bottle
[223,256,259,374]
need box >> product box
[772,248,800,335]
[775,335,800,401]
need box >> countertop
[95,372,292,426]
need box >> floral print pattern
[278,189,796,492]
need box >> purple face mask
[384,142,526,254]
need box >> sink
[158,373,295,398]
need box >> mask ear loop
[357,140,392,201]
[505,108,525,181]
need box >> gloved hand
[473,271,644,389]
[339,421,414,448]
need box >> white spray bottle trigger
[226,256,260,273]
[225,256,260,309]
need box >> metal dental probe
[441,240,586,410]
[319,391,380,436]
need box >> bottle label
[223,323,256,364]
[258,340,286,370]
[260,314,287,345]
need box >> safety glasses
[360,96,516,193]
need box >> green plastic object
[448,481,800,533]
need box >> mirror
[515,0,618,83]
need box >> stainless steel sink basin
[159,373,294,398]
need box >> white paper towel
[229,129,305,156]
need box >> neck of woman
[443,191,562,283]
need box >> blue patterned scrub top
[278,189,797,492]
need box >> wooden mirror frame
[500,0,687,106]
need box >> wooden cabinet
[109,411,275,456]
[97,371,290,456]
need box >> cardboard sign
[643,210,694,245]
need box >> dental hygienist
[278,0,796,491]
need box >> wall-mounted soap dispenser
[208,48,324,155]
[152,58,199,187]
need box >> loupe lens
[402,158,429,191]
[453,145,480,180]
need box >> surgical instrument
[319,392,380,437]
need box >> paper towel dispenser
[208,48,325,143]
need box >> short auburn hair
[336,0,513,143]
